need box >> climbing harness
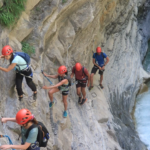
[16,65,33,79]
[74,67,88,83]
[16,72,32,79]
[58,75,71,87]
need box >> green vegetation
[62,0,67,4]
[21,42,35,56]
[35,6,41,12]
[0,0,27,27]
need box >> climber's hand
[43,72,48,77]
[0,145,11,150]
[99,66,102,70]
[1,118,7,123]
[101,66,105,70]
[42,86,50,89]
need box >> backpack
[58,75,72,87]
[14,52,30,65]
[74,67,88,81]
[66,75,72,86]
[25,121,49,147]
[94,52,105,61]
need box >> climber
[71,63,90,104]
[42,65,71,118]
[0,109,47,150]
[0,45,37,101]
[89,47,109,90]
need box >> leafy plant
[0,0,27,27]
[35,7,41,12]
[21,42,35,56]
[62,0,67,4]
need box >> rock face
[0,0,150,149]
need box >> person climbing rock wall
[0,45,37,101]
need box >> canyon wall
[0,0,150,149]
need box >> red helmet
[2,45,13,56]
[16,109,33,125]
[58,66,67,74]
[96,47,102,53]
[75,63,82,71]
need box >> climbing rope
[0,135,15,147]
[3,122,9,145]
[41,70,53,85]
[1,118,16,150]
[0,135,16,150]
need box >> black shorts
[62,90,69,96]
[76,80,87,88]
[91,65,105,75]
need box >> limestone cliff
[0,0,149,149]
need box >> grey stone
[98,118,109,123]
[0,0,149,150]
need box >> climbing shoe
[49,102,54,108]
[81,98,87,105]
[89,86,94,91]
[19,96,23,101]
[33,92,37,100]
[100,84,104,89]
[63,111,68,118]
[78,97,82,104]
